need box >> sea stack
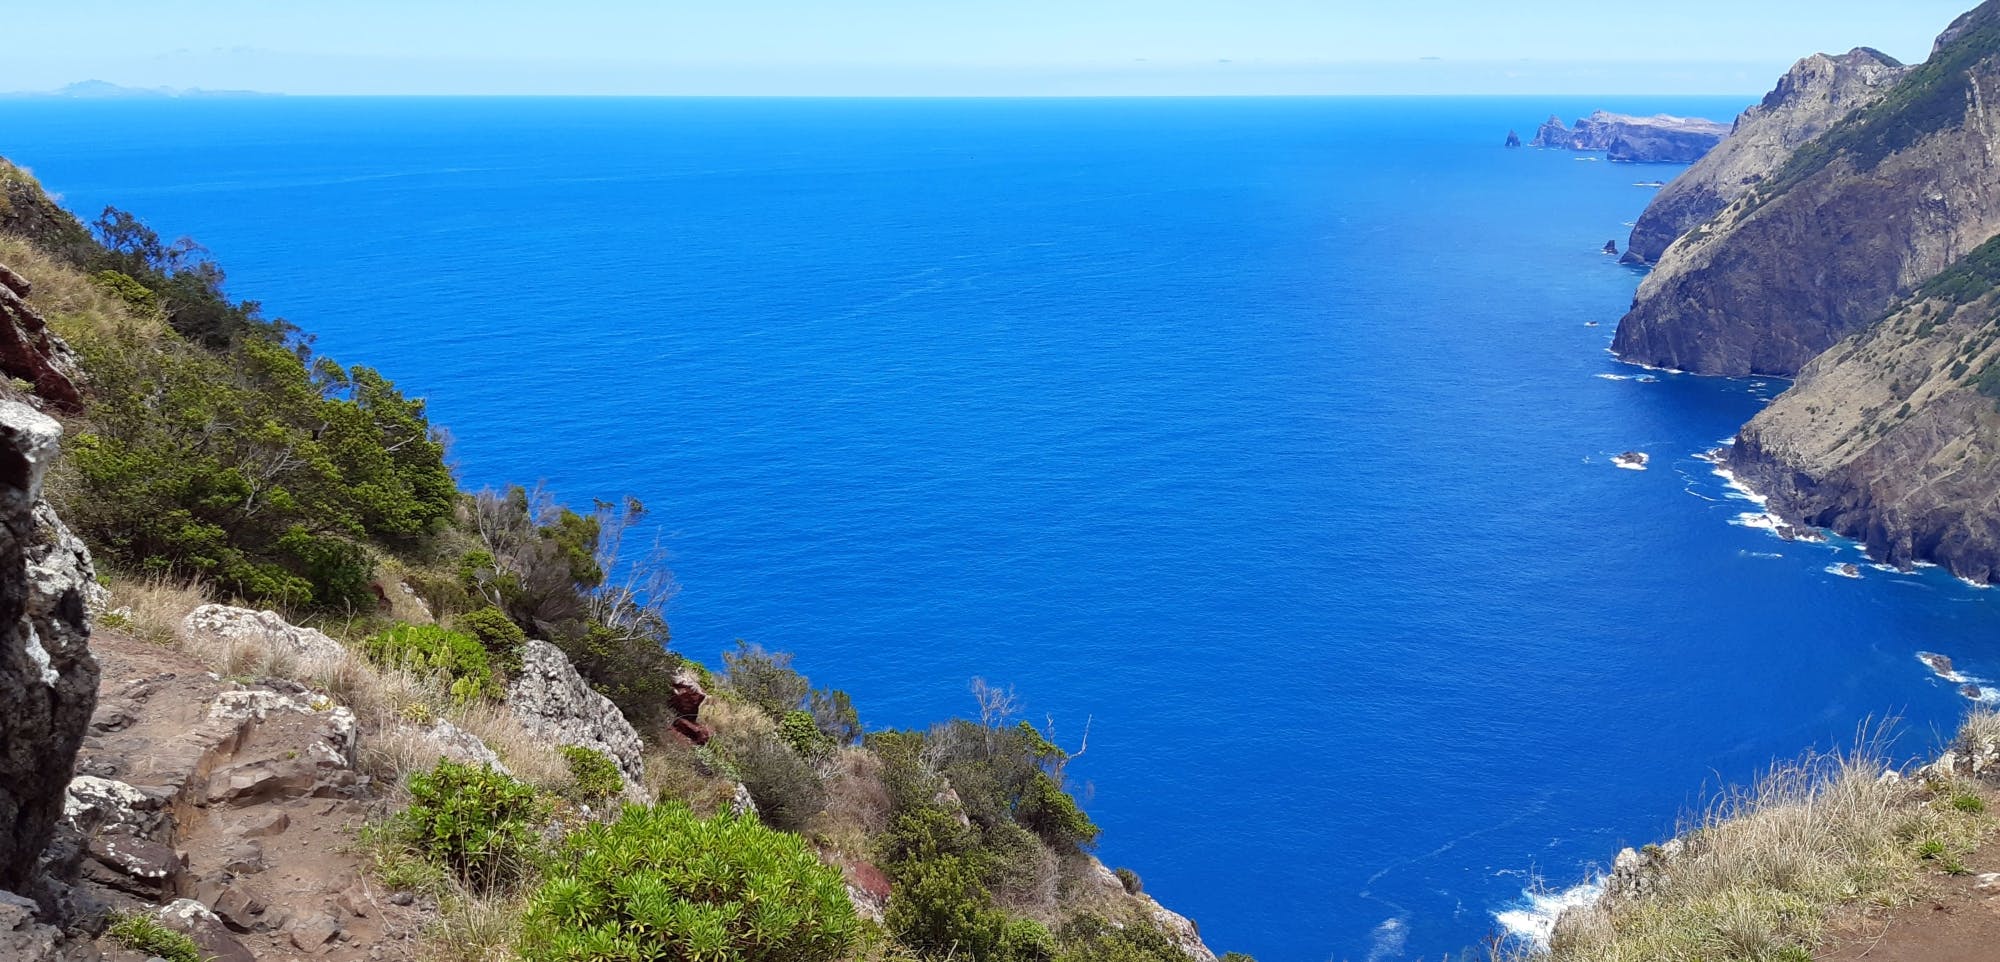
[1505,129,1522,148]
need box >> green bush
[554,621,682,730]
[516,803,859,962]
[779,709,831,757]
[455,607,527,671]
[365,623,500,703]
[1016,772,1098,851]
[561,746,624,802]
[105,913,203,962]
[887,854,1044,962]
[1055,915,1189,962]
[1114,866,1143,894]
[401,760,547,890]
[730,733,825,832]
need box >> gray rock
[181,605,350,667]
[154,900,256,962]
[0,889,60,962]
[1529,114,1572,148]
[506,640,646,786]
[0,401,99,894]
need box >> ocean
[4,96,1997,961]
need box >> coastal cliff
[1527,111,1729,163]
[1728,238,2000,583]
[1612,2,2000,376]
[1621,48,1908,265]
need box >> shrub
[455,607,527,670]
[1055,915,1188,962]
[724,642,812,718]
[401,761,547,890]
[1016,772,1098,851]
[1114,866,1143,894]
[731,733,826,832]
[105,913,202,962]
[1951,792,1987,814]
[886,854,1036,962]
[516,803,859,962]
[779,709,831,757]
[554,621,682,730]
[365,623,500,703]
[561,746,624,802]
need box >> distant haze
[0,1,1975,96]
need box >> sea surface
[6,96,1999,961]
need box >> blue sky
[3,1,1974,95]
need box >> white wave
[1825,563,1862,579]
[1917,652,1967,683]
[1363,917,1409,962]
[1958,575,1993,590]
[1495,878,1604,948]
[1730,511,1782,530]
[1613,453,1649,471]
[1710,464,1771,506]
[1595,373,1635,381]
[1741,551,1783,559]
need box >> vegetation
[399,761,549,891]
[516,803,860,962]
[560,746,624,803]
[364,623,502,704]
[105,913,205,962]
[1536,717,1997,962]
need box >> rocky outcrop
[1623,49,1909,265]
[1726,260,2000,581]
[1505,129,1522,148]
[1613,3,2000,376]
[0,400,99,894]
[506,639,646,785]
[0,263,83,413]
[1530,115,1572,148]
[1528,111,1729,162]
[180,604,350,668]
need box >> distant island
[1518,110,1730,163]
[0,80,279,100]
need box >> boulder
[506,640,646,785]
[154,899,256,962]
[0,890,60,962]
[0,401,99,894]
[181,605,349,668]
[0,265,83,413]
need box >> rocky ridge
[1527,111,1730,163]
[1612,2,2000,376]
[1621,48,1909,265]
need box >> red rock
[669,668,708,718]
[671,717,713,746]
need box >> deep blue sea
[5,96,1999,961]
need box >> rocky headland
[1526,111,1730,163]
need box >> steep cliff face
[1622,48,1909,265]
[1613,3,2000,376]
[1729,239,2000,581]
[0,401,98,894]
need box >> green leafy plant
[365,623,500,703]
[401,760,547,890]
[105,913,205,962]
[516,803,859,962]
[560,746,624,802]
[454,607,527,671]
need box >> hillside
[0,155,1234,962]
[1611,1,2000,377]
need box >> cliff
[1728,238,2000,582]
[1621,48,1909,265]
[1612,2,2000,376]
[1526,111,1730,163]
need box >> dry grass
[96,573,210,647]
[416,889,526,962]
[0,233,167,343]
[1537,727,1996,962]
[450,700,570,793]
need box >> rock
[1603,240,1619,255]
[81,835,181,898]
[669,666,707,717]
[287,911,341,950]
[729,781,758,818]
[0,889,60,962]
[1623,47,1907,265]
[61,777,166,839]
[419,718,506,771]
[1504,129,1522,148]
[0,265,84,413]
[506,640,646,786]
[1614,8,2000,377]
[1612,451,1649,471]
[154,900,256,962]
[1529,115,1571,148]
[0,401,99,894]
[1974,872,2000,893]
[204,761,318,807]
[671,717,714,746]
[181,605,350,668]
[1920,652,1957,678]
[842,860,891,922]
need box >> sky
[0,1,1977,96]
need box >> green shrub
[1114,866,1143,894]
[779,709,831,757]
[555,621,683,730]
[561,746,624,802]
[516,803,859,962]
[105,913,203,962]
[455,607,527,670]
[724,642,812,718]
[886,854,1034,962]
[730,734,826,832]
[401,760,547,890]
[365,623,500,703]
[1055,914,1188,962]
[1016,772,1098,851]
[1952,792,1987,814]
